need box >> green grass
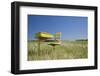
[28,40,88,61]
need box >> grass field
[28,40,88,61]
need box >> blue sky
[28,15,88,40]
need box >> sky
[28,15,88,40]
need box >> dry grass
[28,40,88,61]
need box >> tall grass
[28,40,88,61]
